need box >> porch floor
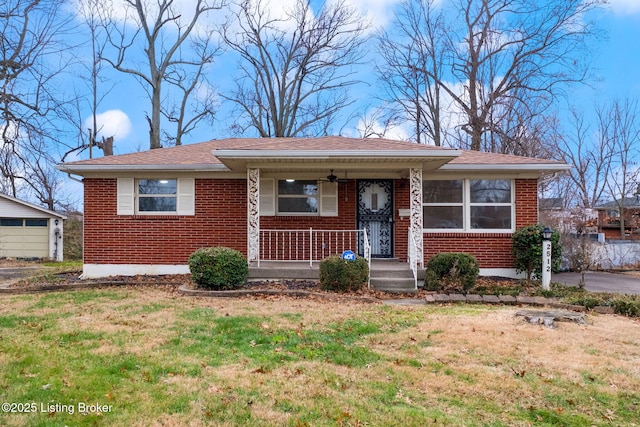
[249,259,421,293]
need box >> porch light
[286,179,295,183]
[542,227,552,240]
[159,180,169,184]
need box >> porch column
[247,168,260,263]
[409,168,424,267]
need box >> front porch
[248,259,423,294]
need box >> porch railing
[408,227,418,289]
[362,228,371,288]
[259,228,370,270]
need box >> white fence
[592,241,640,269]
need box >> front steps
[369,259,420,294]
[249,259,420,294]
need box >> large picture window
[423,179,514,231]
[277,180,319,214]
[137,179,178,213]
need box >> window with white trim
[277,180,319,214]
[138,179,177,212]
[423,179,514,231]
[116,178,195,215]
[258,179,337,216]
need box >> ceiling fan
[323,169,348,183]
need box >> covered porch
[213,142,461,292]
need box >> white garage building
[0,194,66,261]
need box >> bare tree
[222,0,369,138]
[601,99,640,239]
[381,0,603,151]
[101,0,223,149]
[555,108,613,209]
[0,0,73,198]
[377,0,447,145]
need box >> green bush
[512,225,562,281]
[319,255,369,292]
[188,247,248,290]
[564,294,640,317]
[425,252,479,292]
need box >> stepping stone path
[515,309,586,328]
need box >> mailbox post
[541,227,552,290]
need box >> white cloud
[341,0,404,29]
[607,0,640,15]
[84,110,132,141]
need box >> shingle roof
[449,150,565,166]
[57,136,568,171]
[595,197,640,210]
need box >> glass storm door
[357,180,393,258]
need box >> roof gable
[0,194,67,219]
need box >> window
[0,218,23,226]
[25,219,48,227]
[423,180,463,229]
[137,179,177,213]
[277,180,319,214]
[116,178,195,215]
[469,179,512,229]
[423,179,514,231]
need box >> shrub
[188,247,248,290]
[512,225,562,281]
[319,255,369,292]
[425,252,479,292]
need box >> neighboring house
[56,137,569,281]
[0,194,66,261]
[594,197,640,240]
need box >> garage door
[0,218,49,258]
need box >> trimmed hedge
[188,247,248,290]
[319,255,369,292]
[425,252,479,292]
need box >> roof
[595,197,640,210]
[56,136,569,175]
[540,198,564,210]
[0,193,67,219]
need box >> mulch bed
[5,271,529,300]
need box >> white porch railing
[408,227,418,290]
[259,228,370,269]
[362,228,371,288]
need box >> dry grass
[1,287,640,426]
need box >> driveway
[552,271,640,295]
[0,266,51,288]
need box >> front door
[357,180,393,258]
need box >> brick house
[57,137,569,285]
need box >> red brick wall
[423,179,539,268]
[83,178,247,264]
[84,177,539,269]
[394,179,411,261]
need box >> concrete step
[370,268,415,279]
[370,277,418,294]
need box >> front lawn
[1,288,639,426]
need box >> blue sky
[63,0,640,159]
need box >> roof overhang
[212,149,462,172]
[55,164,230,174]
[437,163,572,177]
